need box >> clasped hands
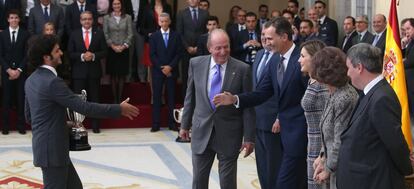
[82,51,94,62]
[7,68,21,80]
[313,156,330,184]
[111,44,127,53]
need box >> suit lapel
[280,48,299,95]
[202,56,213,111]
[348,79,385,126]
[252,50,264,85]
[222,58,236,92]
[4,29,11,47]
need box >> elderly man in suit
[0,10,29,135]
[337,43,412,189]
[65,0,98,35]
[251,23,282,189]
[28,0,64,37]
[371,14,387,54]
[403,18,414,118]
[214,17,309,189]
[149,13,182,132]
[179,29,255,189]
[314,0,338,46]
[176,0,208,98]
[353,15,374,45]
[340,16,357,53]
[67,11,107,133]
[25,34,139,189]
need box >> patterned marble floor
[0,128,260,189]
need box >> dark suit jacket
[352,30,374,45]
[404,41,414,113]
[196,33,209,56]
[28,4,65,37]
[319,16,338,46]
[227,23,243,51]
[25,67,121,167]
[372,29,386,54]
[0,28,29,73]
[181,55,255,157]
[0,0,21,30]
[337,79,412,189]
[67,27,107,79]
[232,29,262,64]
[340,31,357,53]
[139,4,172,41]
[65,2,98,35]
[238,45,309,156]
[149,30,183,77]
[252,49,278,131]
[176,7,208,48]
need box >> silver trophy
[67,90,91,151]
[174,107,191,143]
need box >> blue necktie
[257,51,270,81]
[249,32,254,40]
[43,6,49,21]
[209,64,222,110]
[163,33,168,47]
[192,8,197,24]
[80,4,84,12]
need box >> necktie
[372,34,380,46]
[11,31,16,44]
[209,64,222,110]
[277,56,285,87]
[318,19,322,26]
[44,6,49,21]
[257,51,270,81]
[357,33,362,43]
[163,32,168,47]
[80,4,84,12]
[84,30,90,49]
[192,8,197,24]
[249,32,254,40]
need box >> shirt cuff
[233,95,240,108]
[123,43,129,48]
[92,54,95,61]
[17,68,23,72]
[81,53,85,62]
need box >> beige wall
[374,0,413,21]
[177,0,305,27]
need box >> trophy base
[69,127,92,151]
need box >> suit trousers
[151,75,176,127]
[72,78,100,129]
[192,130,238,189]
[41,160,83,189]
[255,129,282,189]
[1,72,25,131]
[278,154,307,189]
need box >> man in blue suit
[214,17,308,189]
[251,24,282,189]
[314,0,338,46]
[149,12,183,132]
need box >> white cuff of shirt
[233,95,240,108]
[81,53,85,62]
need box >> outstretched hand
[120,98,139,120]
[213,91,236,107]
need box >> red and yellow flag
[383,0,412,149]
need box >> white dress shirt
[41,4,50,16]
[280,43,296,71]
[9,27,19,43]
[363,75,384,95]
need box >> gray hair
[357,15,369,23]
[206,28,229,48]
[347,43,383,74]
[159,12,171,20]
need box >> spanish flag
[383,0,412,149]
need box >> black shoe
[175,136,191,143]
[92,128,101,133]
[2,130,9,135]
[150,127,160,132]
[18,130,26,135]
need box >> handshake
[212,92,237,107]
